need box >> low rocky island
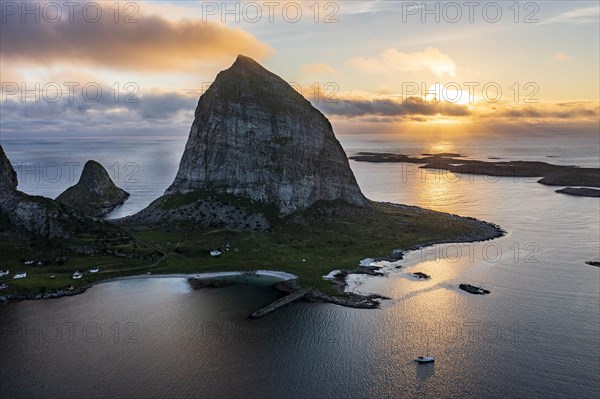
[412,272,431,279]
[585,261,600,267]
[556,187,600,198]
[459,283,491,295]
[349,152,600,195]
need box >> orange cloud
[348,47,457,77]
[0,3,272,73]
[300,63,337,76]
[553,52,574,62]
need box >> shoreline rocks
[412,272,431,279]
[188,277,236,289]
[0,285,90,304]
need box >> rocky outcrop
[56,160,129,217]
[123,191,271,231]
[1,145,75,238]
[555,187,600,198]
[1,145,18,193]
[412,272,431,279]
[459,283,490,295]
[134,55,366,227]
[188,277,235,289]
[1,146,129,242]
[585,261,600,267]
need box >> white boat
[13,272,27,279]
[210,250,222,257]
[72,271,83,280]
[89,267,100,273]
[23,260,35,265]
[0,270,9,277]
[415,356,435,363]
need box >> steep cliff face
[56,160,129,217]
[1,145,18,193]
[165,55,367,215]
[1,145,72,238]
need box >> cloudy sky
[1,0,598,137]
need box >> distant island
[0,56,503,313]
[349,152,600,197]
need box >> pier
[250,288,311,318]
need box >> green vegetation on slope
[1,201,498,297]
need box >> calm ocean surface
[0,133,599,398]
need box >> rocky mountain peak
[164,55,367,215]
[232,54,264,69]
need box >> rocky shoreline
[340,213,503,297]
[269,213,504,311]
[1,213,504,314]
[0,285,90,303]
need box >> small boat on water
[415,356,435,363]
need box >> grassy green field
[1,201,494,297]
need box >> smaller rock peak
[56,159,129,217]
[83,159,103,170]
[80,160,111,184]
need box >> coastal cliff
[1,145,77,238]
